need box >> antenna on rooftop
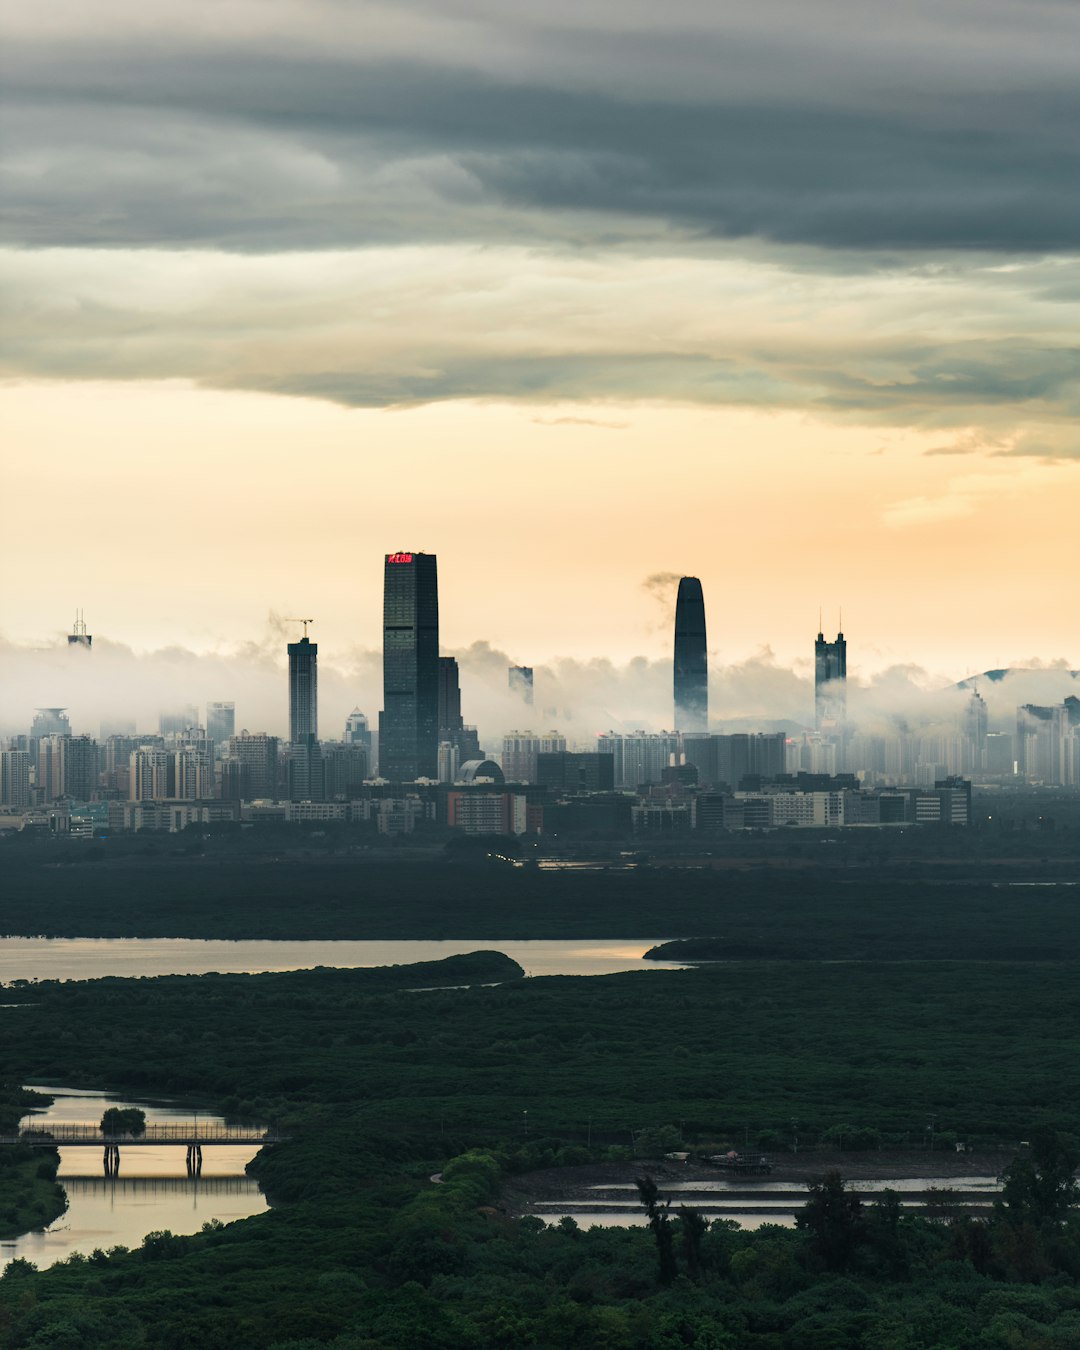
[286,618,315,639]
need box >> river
[0,937,686,983]
[0,1087,267,1273]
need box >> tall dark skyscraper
[674,576,708,732]
[438,656,464,736]
[380,552,439,780]
[814,624,847,730]
[288,636,318,742]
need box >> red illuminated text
[387,553,414,564]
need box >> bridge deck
[0,1124,284,1147]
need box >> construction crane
[286,618,315,638]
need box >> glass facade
[380,553,439,781]
[288,639,318,743]
[674,576,708,732]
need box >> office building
[287,738,325,802]
[322,742,370,798]
[31,708,72,740]
[535,751,615,792]
[37,734,98,802]
[159,706,199,736]
[380,551,439,781]
[344,709,372,749]
[222,732,280,800]
[673,578,708,732]
[288,637,318,743]
[206,702,236,749]
[509,666,534,705]
[66,610,92,649]
[815,625,847,730]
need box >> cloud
[2,2,1079,254]
[3,246,1079,452]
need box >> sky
[2,0,1078,734]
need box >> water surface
[1,1087,266,1272]
[0,937,686,984]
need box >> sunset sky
[3,0,1078,694]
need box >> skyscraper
[288,637,318,743]
[814,624,847,730]
[380,551,439,781]
[206,702,236,748]
[509,666,534,705]
[673,577,708,732]
[438,657,464,736]
[67,610,92,649]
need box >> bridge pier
[185,1144,203,1174]
[102,1143,120,1176]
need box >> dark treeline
[2,851,1080,959]
[3,956,1080,1343]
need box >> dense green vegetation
[0,1087,65,1240]
[2,949,1080,1345]
[0,1150,66,1242]
[2,852,1080,959]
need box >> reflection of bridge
[0,1123,285,1178]
[62,1176,261,1196]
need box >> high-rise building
[288,638,318,743]
[0,750,32,810]
[597,731,681,789]
[502,730,567,782]
[159,706,199,736]
[130,747,174,801]
[67,610,92,649]
[322,742,370,798]
[535,752,615,793]
[509,666,534,705]
[380,551,439,781]
[962,688,989,774]
[814,625,847,730]
[38,734,98,801]
[439,657,464,735]
[674,578,708,732]
[1017,704,1077,786]
[344,709,372,749]
[31,708,72,739]
[206,702,236,749]
[222,732,280,800]
[286,738,325,802]
[173,749,212,801]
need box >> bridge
[0,1123,286,1176]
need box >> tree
[636,1174,677,1284]
[1000,1131,1080,1225]
[795,1171,866,1271]
[100,1107,146,1137]
[677,1205,708,1279]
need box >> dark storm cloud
[3,0,1080,253]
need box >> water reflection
[0,1087,267,1272]
[0,937,687,983]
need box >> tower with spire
[814,612,847,731]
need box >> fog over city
[2,618,1076,747]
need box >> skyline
[1,580,1077,747]
[2,2,1078,673]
